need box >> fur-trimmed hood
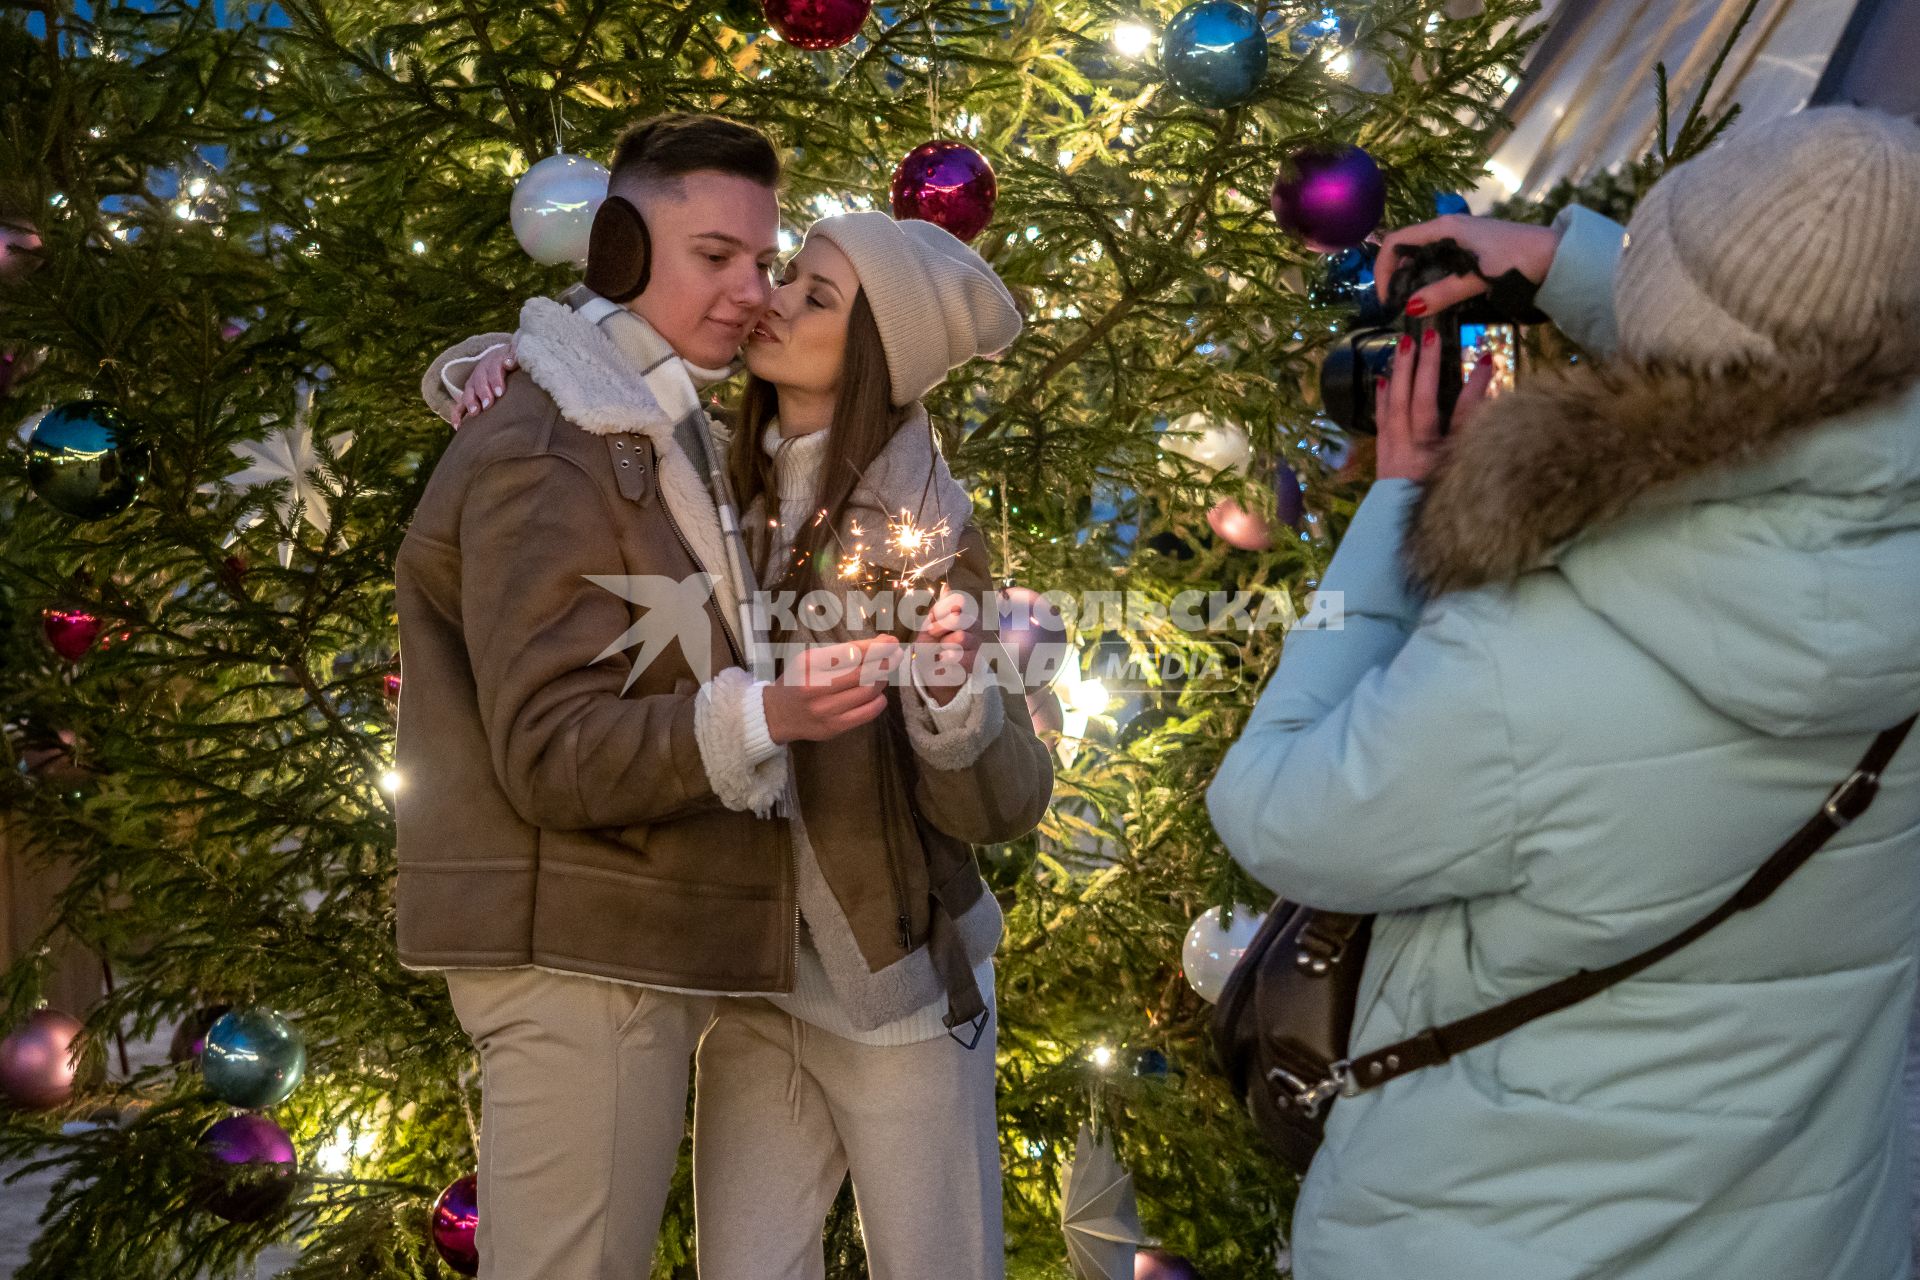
[1404,333,1920,736]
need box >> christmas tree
[0,0,1535,1274]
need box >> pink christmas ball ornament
[1206,498,1273,551]
[0,1008,85,1110]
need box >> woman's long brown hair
[727,289,908,624]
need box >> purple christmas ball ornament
[1136,1249,1203,1279]
[431,1173,481,1276]
[196,1114,297,1223]
[890,141,998,243]
[1276,461,1305,528]
[1270,144,1387,252]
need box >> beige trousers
[443,967,716,1280]
[691,998,1005,1280]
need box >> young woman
[442,211,1053,1279]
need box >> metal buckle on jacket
[1823,769,1881,828]
[1267,1060,1358,1119]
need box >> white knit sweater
[752,420,995,1046]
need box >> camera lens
[1318,329,1399,435]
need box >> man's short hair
[609,114,781,195]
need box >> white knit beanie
[1614,106,1920,368]
[804,211,1023,406]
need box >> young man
[392,115,897,1278]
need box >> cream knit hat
[804,211,1022,405]
[1614,106,1920,368]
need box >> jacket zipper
[874,711,914,951]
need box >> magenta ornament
[762,0,871,49]
[996,585,1070,690]
[1206,498,1272,551]
[42,608,103,662]
[1136,1250,1202,1279]
[197,1114,298,1222]
[890,141,998,243]
[1270,144,1387,251]
[0,1008,83,1110]
[431,1173,481,1276]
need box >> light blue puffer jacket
[1207,206,1920,1279]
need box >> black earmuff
[584,196,652,303]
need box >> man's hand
[1375,215,1562,320]
[451,343,519,427]
[909,589,982,707]
[762,635,903,744]
[1376,326,1496,483]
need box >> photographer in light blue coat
[1208,106,1920,1278]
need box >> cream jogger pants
[443,967,716,1280]
[691,998,1005,1280]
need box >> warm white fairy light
[1090,1044,1116,1069]
[1111,22,1153,57]
[380,768,402,793]
[315,1122,379,1174]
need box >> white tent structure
[1476,0,1920,203]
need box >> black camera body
[1318,238,1547,436]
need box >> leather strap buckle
[1266,1060,1357,1119]
[1823,769,1881,828]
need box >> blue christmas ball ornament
[26,400,149,520]
[1160,1,1269,109]
[1435,190,1471,216]
[202,1008,306,1109]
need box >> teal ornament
[1160,1,1269,109]
[202,1008,306,1109]
[26,400,149,520]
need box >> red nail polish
[1375,376,1388,391]
[1477,352,1494,367]
[1398,334,1414,354]
[1424,328,1439,346]
[1405,297,1428,317]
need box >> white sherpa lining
[694,667,789,818]
[902,670,1006,771]
[510,297,744,642]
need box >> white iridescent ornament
[1160,412,1252,476]
[510,154,610,267]
[1182,904,1265,1003]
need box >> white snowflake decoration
[202,383,354,567]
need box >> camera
[1317,238,1547,436]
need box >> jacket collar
[1402,328,1920,597]
[510,292,707,447]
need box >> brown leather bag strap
[1342,715,1917,1097]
